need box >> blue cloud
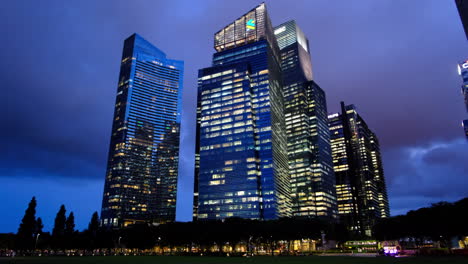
[385,138,468,216]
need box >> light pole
[321,230,326,250]
[35,233,40,250]
[157,237,161,255]
[248,236,253,256]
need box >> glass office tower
[195,3,290,220]
[101,34,184,228]
[461,60,468,113]
[328,102,389,237]
[455,1,468,139]
[456,0,468,40]
[274,21,337,219]
[458,60,468,139]
[463,120,468,138]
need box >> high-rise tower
[328,103,389,237]
[101,34,184,228]
[195,3,290,220]
[274,21,337,219]
[456,0,468,40]
[463,120,468,138]
[455,0,468,139]
[458,60,468,139]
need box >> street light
[157,237,161,255]
[118,236,122,254]
[35,233,40,249]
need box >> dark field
[1,256,467,264]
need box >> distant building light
[274,26,286,35]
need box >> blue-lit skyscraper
[101,34,184,228]
[455,1,468,139]
[458,60,468,139]
[195,3,290,220]
[463,120,468,138]
[274,21,337,219]
[456,0,468,40]
[461,62,468,113]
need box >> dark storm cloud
[422,141,468,167]
[2,0,465,178]
[385,138,468,215]
[1,140,103,180]
[0,0,467,230]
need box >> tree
[84,212,100,249]
[372,197,468,246]
[64,212,75,249]
[16,197,37,249]
[35,217,44,235]
[52,205,67,247]
[65,212,75,235]
[88,212,100,237]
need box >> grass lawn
[1,256,467,264]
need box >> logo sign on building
[246,19,256,31]
[458,60,468,75]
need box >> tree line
[117,217,349,252]
[6,196,468,251]
[373,197,468,247]
[7,197,350,251]
[11,197,104,250]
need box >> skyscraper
[460,60,468,113]
[456,0,468,40]
[463,120,468,138]
[458,60,468,139]
[195,3,290,220]
[274,21,337,219]
[328,103,389,237]
[455,1,468,139]
[101,34,184,228]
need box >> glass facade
[456,0,468,40]
[328,103,389,236]
[456,0,468,139]
[101,34,184,228]
[214,3,276,54]
[274,21,337,219]
[458,60,468,113]
[464,120,468,139]
[458,60,468,139]
[195,3,291,220]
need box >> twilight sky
[1,0,467,233]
